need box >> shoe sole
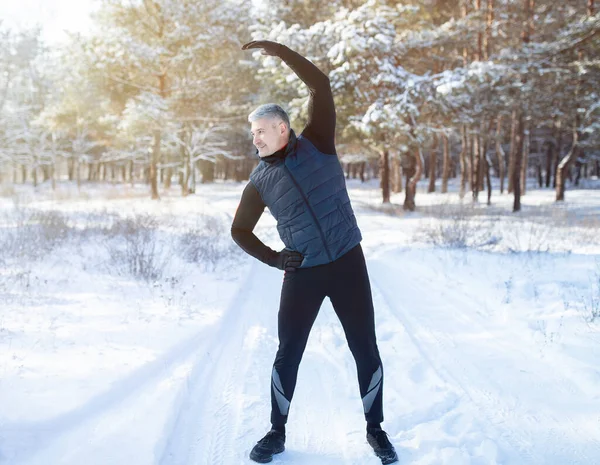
[380,454,398,465]
[249,446,284,463]
[366,433,398,465]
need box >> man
[231,39,398,465]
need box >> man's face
[250,117,288,157]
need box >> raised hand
[241,40,283,57]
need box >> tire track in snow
[368,260,532,465]
[156,261,260,465]
[369,257,600,465]
[398,257,600,462]
[294,314,368,465]
[4,323,215,465]
[407,259,585,400]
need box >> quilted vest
[249,129,362,268]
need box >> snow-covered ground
[1,179,599,465]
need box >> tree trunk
[508,109,517,193]
[403,156,416,211]
[480,121,493,204]
[164,167,172,189]
[557,1,593,197]
[441,134,450,193]
[189,161,197,194]
[150,72,166,200]
[555,132,577,202]
[428,137,437,193]
[545,141,553,187]
[495,116,506,194]
[485,154,492,205]
[459,125,468,198]
[485,0,494,60]
[76,159,81,190]
[553,121,562,188]
[67,158,74,181]
[469,130,475,197]
[392,154,402,193]
[520,121,529,195]
[360,162,366,182]
[182,155,190,196]
[513,110,525,212]
[150,130,160,199]
[404,149,423,212]
[472,130,480,201]
[380,149,391,203]
[556,134,578,201]
[461,0,469,65]
[51,164,56,191]
[514,0,534,210]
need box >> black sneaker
[249,429,285,463]
[366,428,398,464]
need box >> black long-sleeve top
[231,45,337,266]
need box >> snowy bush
[176,215,238,272]
[583,264,600,323]
[0,208,71,263]
[105,214,171,282]
[417,205,499,250]
[502,219,552,254]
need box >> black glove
[241,40,283,57]
[268,248,304,272]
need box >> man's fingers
[280,250,303,271]
[242,40,268,50]
[286,260,302,267]
[241,41,257,50]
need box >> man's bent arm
[277,45,336,155]
[231,182,278,266]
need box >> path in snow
[368,251,600,465]
[9,248,600,465]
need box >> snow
[1,180,600,465]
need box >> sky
[0,0,262,45]
[0,0,97,44]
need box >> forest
[0,0,598,211]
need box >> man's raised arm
[242,40,336,155]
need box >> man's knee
[274,343,306,368]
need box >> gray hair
[248,103,290,130]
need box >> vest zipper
[282,164,333,262]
